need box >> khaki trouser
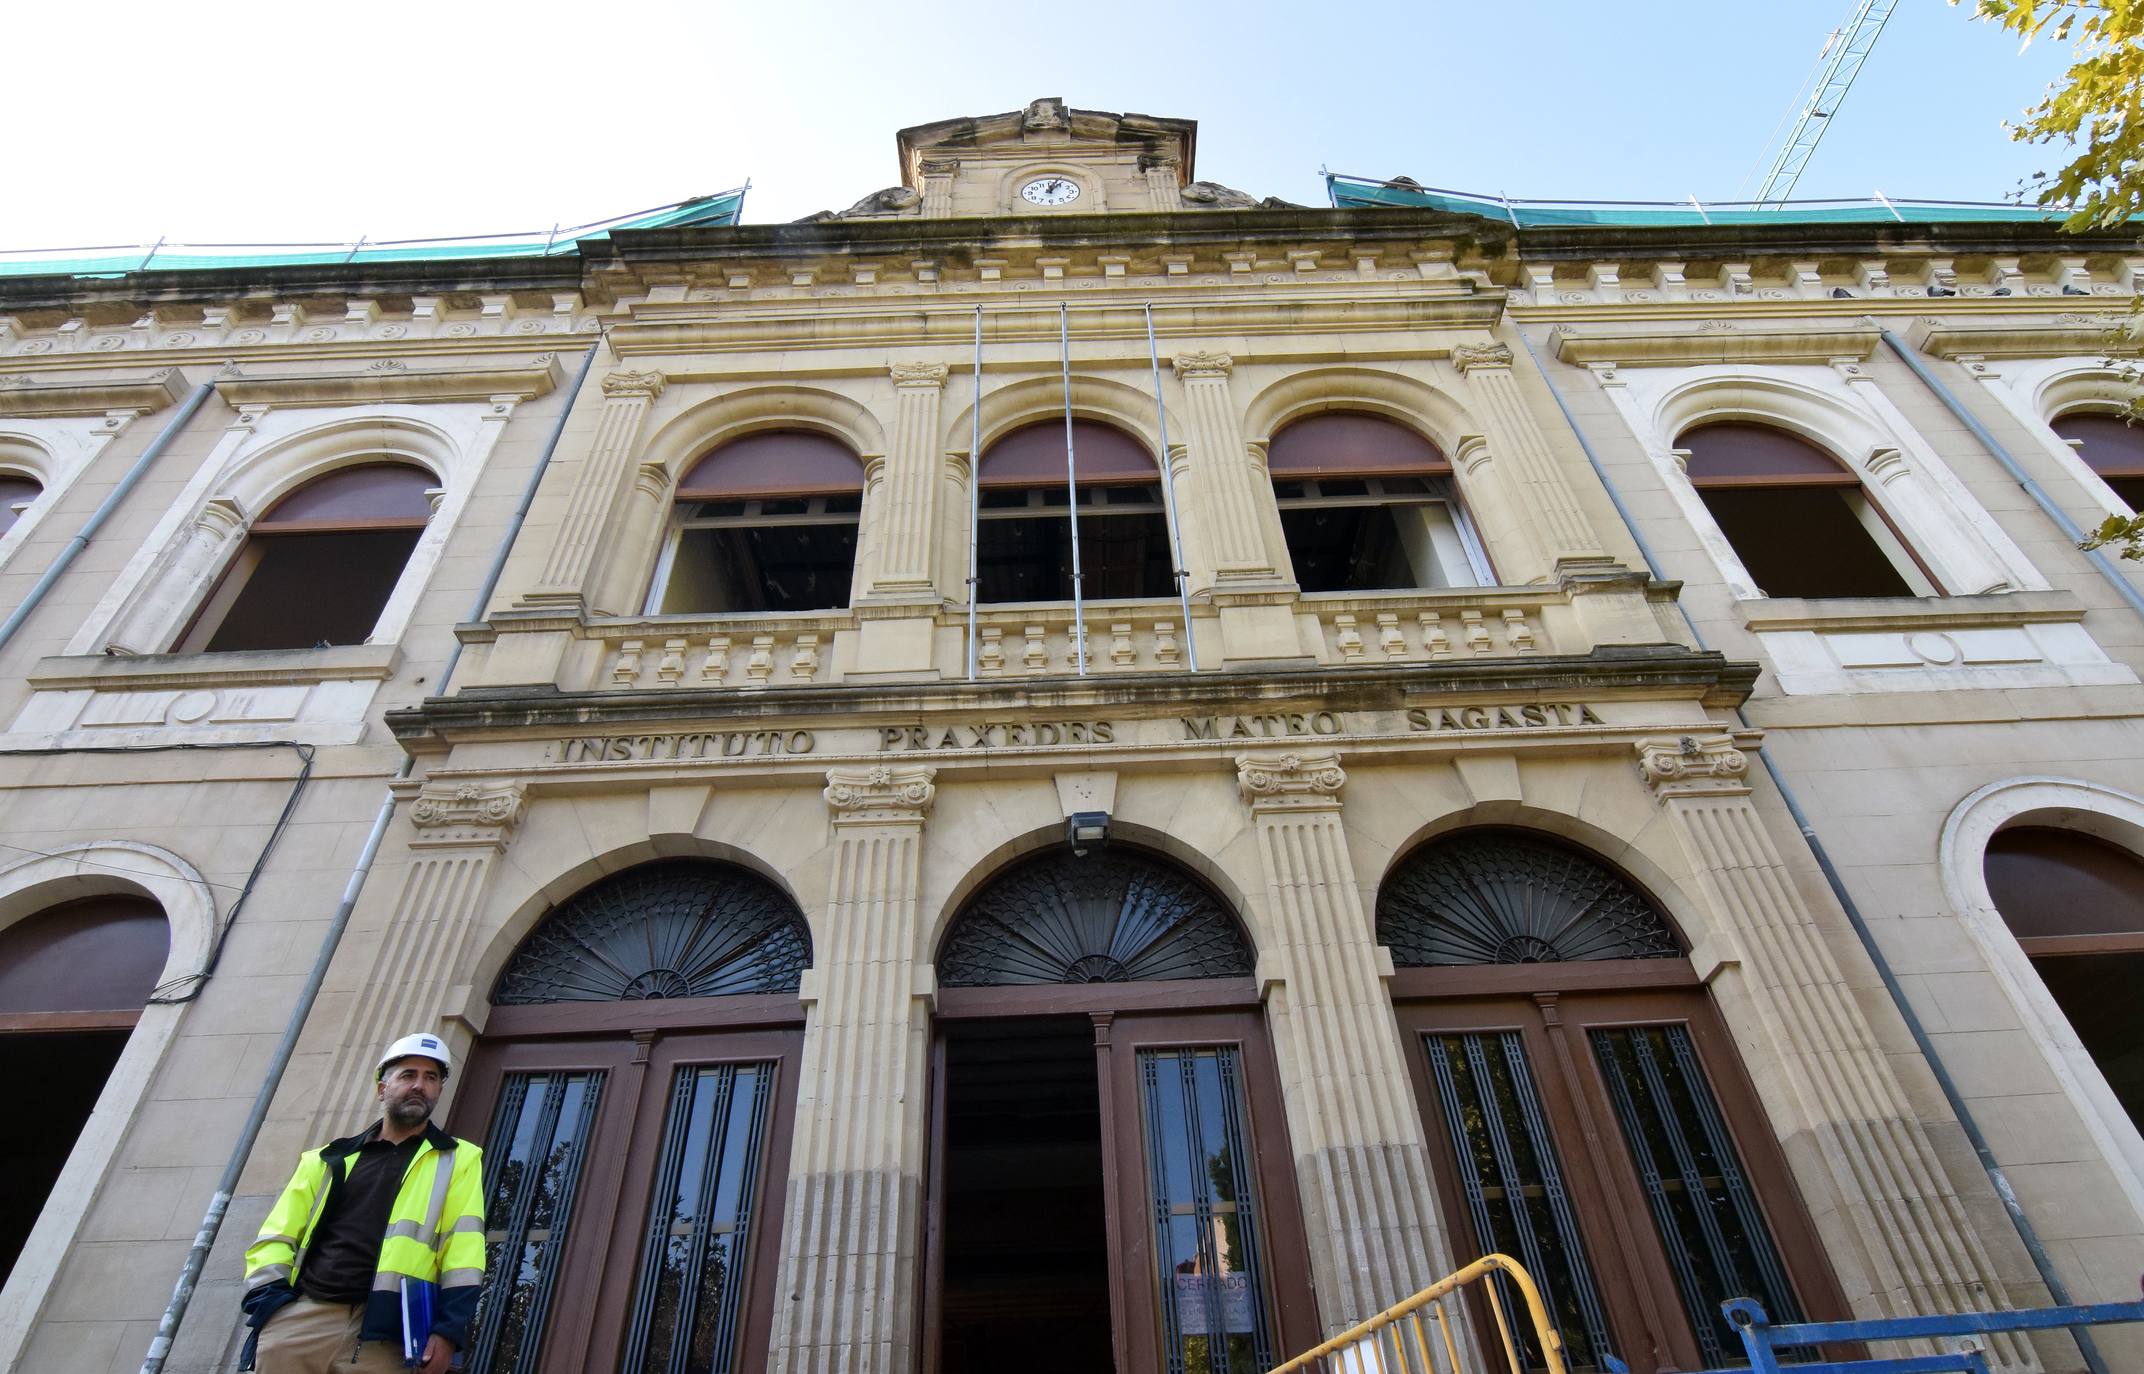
[256,1296,407,1374]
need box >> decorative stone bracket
[1236,750,1346,813]
[407,780,529,850]
[1635,734,1751,800]
[823,763,937,825]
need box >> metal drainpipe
[1879,327,2144,622]
[0,379,215,654]
[1517,330,2108,1374]
[138,339,602,1374]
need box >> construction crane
[1749,0,1899,207]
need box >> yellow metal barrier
[1266,1254,1570,1374]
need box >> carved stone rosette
[1448,341,1515,374]
[1635,734,1751,800]
[599,368,666,400]
[1236,750,1347,812]
[1172,350,1234,380]
[406,780,528,850]
[888,361,949,389]
[823,763,937,825]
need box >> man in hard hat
[239,1033,486,1373]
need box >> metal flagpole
[1144,303,1198,671]
[966,304,984,679]
[1059,303,1087,675]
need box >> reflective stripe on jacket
[244,1121,486,1351]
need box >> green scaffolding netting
[1325,175,2062,227]
[0,189,747,281]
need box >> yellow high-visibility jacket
[243,1122,485,1359]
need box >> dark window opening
[1696,487,1915,599]
[1985,826,2144,1137]
[177,463,434,653]
[0,474,41,535]
[937,1019,1114,1374]
[2051,412,2144,512]
[0,1030,128,1287]
[655,497,861,615]
[976,486,1173,603]
[1267,414,1487,591]
[655,433,866,614]
[1680,423,1927,598]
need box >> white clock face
[1021,176,1080,207]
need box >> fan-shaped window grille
[939,849,1253,987]
[493,860,810,1005]
[1378,829,1681,966]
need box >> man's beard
[385,1091,433,1127]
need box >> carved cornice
[600,368,667,401]
[1172,350,1234,380]
[1549,322,1881,368]
[1908,315,2137,360]
[0,368,187,418]
[408,780,528,850]
[1636,735,1750,800]
[890,361,950,389]
[1236,750,1347,812]
[824,763,937,825]
[1449,341,1514,374]
[216,356,562,409]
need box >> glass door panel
[1590,1026,1801,1369]
[1137,1044,1278,1374]
[469,1069,607,1374]
[1421,1031,1613,1368]
[622,1060,777,1374]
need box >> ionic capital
[1635,734,1750,800]
[1172,350,1234,381]
[825,763,937,825]
[1236,750,1346,813]
[408,780,528,850]
[1449,341,1514,375]
[890,361,950,389]
[601,368,667,400]
[193,496,248,541]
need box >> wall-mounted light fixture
[1065,810,1110,856]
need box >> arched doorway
[1983,825,2144,1135]
[0,894,167,1288]
[1380,829,1841,1373]
[449,860,811,1374]
[927,847,1315,1374]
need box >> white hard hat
[376,1032,452,1081]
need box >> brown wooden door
[450,1024,801,1374]
[1395,977,1842,1374]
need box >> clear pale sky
[4,0,2079,251]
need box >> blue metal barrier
[1692,1295,2144,1374]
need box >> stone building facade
[1,98,2142,1374]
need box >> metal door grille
[1424,1031,1615,1368]
[469,1069,606,1374]
[1138,1045,1278,1374]
[1591,1025,1801,1367]
[621,1061,774,1374]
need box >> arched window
[646,431,864,615]
[0,895,167,1288]
[976,420,1175,603]
[1381,830,1832,1372]
[1267,412,1491,592]
[176,463,434,653]
[1680,422,1934,598]
[1984,825,2144,1137]
[929,847,1312,1374]
[2048,412,2144,512]
[455,861,809,1374]
[0,472,41,536]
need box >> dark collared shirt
[299,1126,424,1305]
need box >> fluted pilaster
[1236,750,1462,1334]
[1450,341,1606,578]
[522,368,665,609]
[863,363,949,602]
[1174,352,1283,584]
[769,765,938,1374]
[1637,735,2032,1367]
